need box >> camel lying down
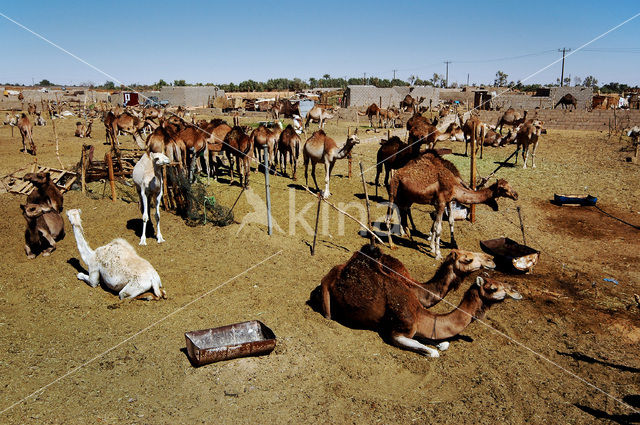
[320,244,521,357]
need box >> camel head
[343,134,360,153]
[21,203,52,220]
[485,179,518,211]
[150,152,171,166]
[475,275,522,301]
[24,172,51,186]
[447,249,495,274]
[66,209,83,228]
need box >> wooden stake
[49,104,64,169]
[81,148,87,194]
[311,193,322,255]
[359,162,374,244]
[106,152,116,201]
[517,206,527,245]
[470,136,477,223]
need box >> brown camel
[386,153,518,259]
[251,122,283,171]
[278,124,301,179]
[459,113,486,158]
[270,99,301,119]
[400,95,426,113]
[320,244,521,357]
[379,106,400,128]
[495,108,527,134]
[25,172,63,212]
[104,111,148,149]
[74,120,92,138]
[223,126,253,188]
[27,103,37,116]
[407,119,458,154]
[305,105,336,129]
[303,130,359,198]
[555,93,578,109]
[17,113,36,155]
[357,103,383,128]
[515,120,544,168]
[175,121,218,183]
[205,119,232,179]
[146,118,186,173]
[374,136,416,197]
[21,203,65,258]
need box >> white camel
[132,152,170,245]
[66,209,166,300]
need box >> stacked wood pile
[0,165,76,195]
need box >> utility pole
[444,61,452,88]
[363,72,367,84]
[558,47,571,87]
[467,73,470,87]
[393,69,397,80]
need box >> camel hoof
[27,254,36,259]
[157,237,165,244]
[139,239,147,246]
[436,341,450,351]
[42,251,51,257]
[428,350,440,358]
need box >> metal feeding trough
[185,321,276,366]
[480,237,539,273]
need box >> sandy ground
[0,111,639,424]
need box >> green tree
[494,71,508,87]
[173,79,187,86]
[38,79,53,86]
[103,81,115,89]
[583,75,598,88]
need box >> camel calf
[17,113,36,155]
[133,152,171,245]
[21,203,65,258]
[515,120,544,168]
[25,172,64,212]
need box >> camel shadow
[126,218,155,239]
[493,159,516,168]
[574,395,640,424]
[556,351,640,373]
[353,192,387,203]
[287,183,313,193]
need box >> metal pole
[359,162,374,244]
[444,61,451,88]
[263,145,272,235]
[558,48,571,87]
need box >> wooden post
[106,152,116,201]
[161,167,171,210]
[359,162,374,244]
[81,147,87,194]
[470,137,477,223]
[49,104,64,169]
[311,193,322,255]
[264,145,272,235]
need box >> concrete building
[343,85,439,109]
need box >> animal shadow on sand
[306,286,473,347]
[556,351,640,373]
[574,395,640,424]
[126,218,156,239]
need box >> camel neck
[452,185,494,205]
[413,262,464,308]
[337,142,354,159]
[417,286,484,341]
[70,224,95,264]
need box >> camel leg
[392,334,439,358]
[39,228,57,256]
[310,162,320,193]
[292,150,297,180]
[430,207,445,260]
[530,141,538,168]
[227,153,234,184]
[321,282,331,320]
[407,207,417,232]
[522,146,529,169]
[139,191,149,245]
[304,155,310,187]
[448,201,457,249]
[385,201,397,250]
[24,243,35,259]
[323,160,335,198]
[154,190,164,243]
[78,269,100,288]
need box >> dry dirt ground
[0,111,639,424]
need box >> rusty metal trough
[480,237,539,273]
[185,320,276,366]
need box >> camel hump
[359,243,382,260]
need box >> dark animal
[555,94,578,109]
[21,203,65,258]
[25,172,64,212]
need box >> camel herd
[11,95,558,358]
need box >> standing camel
[104,111,149,149]
[223,126,253,188]
[278,124,301,179]
[374,136,415,197]
[17,113,36,155]
[132,152,171,245]
[304,105,335,129]
[320,244,521,357]
[251,122,282,171]
[386,153,518,259]
[303,130,359,198]
[554,94,578,109]
[515,120,544,169]
[495,108,527,134]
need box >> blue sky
[1,1,639,87]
